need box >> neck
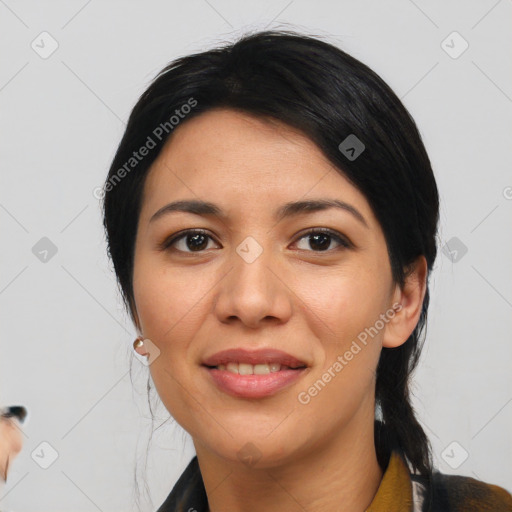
[194,411,384,512]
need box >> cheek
[132,256,215,346]
[294,263,388,345]
[295,273,384,424]
[132,259,213,431]
[292,264,387,412]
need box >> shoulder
[417,471,512,512]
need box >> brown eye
[162,229,220,253]
[293,228,351,252]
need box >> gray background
[1,0,511,510]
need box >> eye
[161,229,220,253]
[160,227,351,254]
[292,228,351,252]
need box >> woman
[102,30,511,511]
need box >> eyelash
[160,227,352,254]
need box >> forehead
[140,108,374,225]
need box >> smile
[203,366,308,399]
[202,348,309,398]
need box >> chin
[196,429,304,469]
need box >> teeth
[238,363,253,375]
[227,362,238,373]
[215,362,286,374]
[254,364,270,375]
[269,362,281,372]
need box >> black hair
[102,28,439,508]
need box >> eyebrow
[149,198,369,228]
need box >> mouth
[202,347,308,369]
[201,348,309,398]
[204,362,307,373]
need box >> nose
[213,239,293,329]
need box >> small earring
[133,336,149,357]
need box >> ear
[382,255,428,349]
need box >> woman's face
[132,108,404,466]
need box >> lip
[203,366,308,399]
[202,348,309,399]
[202,348,308,368]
